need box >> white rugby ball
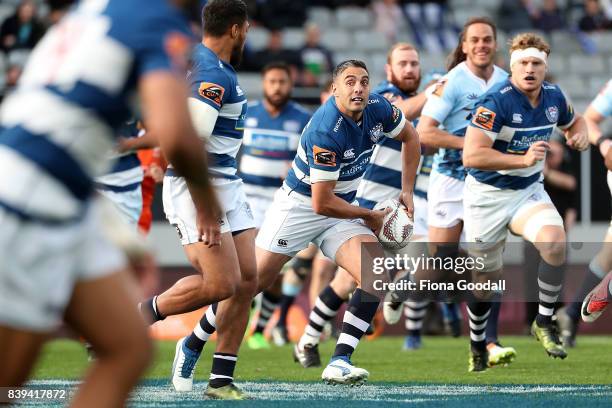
[373,199,413,249]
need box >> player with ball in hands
[248,59,421,385]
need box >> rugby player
[463,32,589,371]
[0,0,221,406]
[138,0,256,399]
[416,17,515,368]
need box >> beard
[230,42,244,67]
[264,92,290,109]
[391,71,420,95]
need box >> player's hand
[566,132,589,151]
[364,207,392,235]
[115,137,133,154]
[605,147,612,171]
[399,191,414,219]
[523,141,549,167]
[146,164,165,183]
[195,196,222,247]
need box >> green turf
[33,335,612,384]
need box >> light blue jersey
[239,100,310,199]
[468,79,575,190]
[0,0,192,223]
[166,44,248,182]
[284,93,405,203]
[421,62,507,180]
[591,79,612,118]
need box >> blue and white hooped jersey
[95,120,144,193]
[0,0,192,222]
[284,92,406,203]
[357,80,429,208]
[239,100,310,199]
[468,79,575,190]
[421,62,508,180]
[184,44,247,181]
[591,79,612,118]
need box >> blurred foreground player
[0,0,221,407]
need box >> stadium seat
[590,32,612,53]
[419,53,447,72]
[7,50,30,68]
[282,28,305,49]
[557,76,591,100]
[335,7,372,30]
[334,52,369,67]
[368,52,389,79]
[353,31,389,52]
[568,54,606,76]
[547,54,567,76]
[0,4,16,24]
[307,7,334,28]
[550,31,582,54]
[588,76,609,97]
[321,29,352,52]
[238,73,263,99]
[246,26,269,51]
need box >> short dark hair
[202,0,248,37]
[332,59,368,81]
[261,62,291,78]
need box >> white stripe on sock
[309,311,326,327]
[315,297,338,317]
[343,311,370,332]
[206,305,217,328]
[337,332,360,349]
[213,354,237,361]
[539,304,554,316]
[467,308,490,322]
[537,278,562,292]
[305,325,322,338]
[406,320,423,330]
[194,323,212,341]
[404,308,427,318]
[470,332,486,342]
[469,320,487,331]
[209,374,233,380]
[539,292,558,304]
[260,307,273,318]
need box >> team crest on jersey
[432,79,446,97]
[313,145,337,167]
[370,123,384,143]
[545,106,559,123]
[473,106,496,130]
[199,82,225,106]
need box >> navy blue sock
[485,293,501,344]
[536,259,565,326]
[209,352,237,388]
[332,289,379,359]
[185,303,217,352]
[277,294,295,328]
[467,301,491,351]
[139,296,164,324]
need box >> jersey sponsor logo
[198,82,225,106]
[313,145,337,167]
[333,116,343,132]
[392,105,401,122]
[500,86,512,94]
[368,98,380,104]
[512,113,523,123]
[432,79,446,97]
[370,123,384,143]
[473,106,496,130]
[236,85,245,96]
[545,106,559,123]
[343,149,355,159]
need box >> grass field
[25,335,612,407]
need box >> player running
[576,79,612,325]
[463,32,589,371]
[138,0,255,400]
[0,0,220,406]
[416,17,515,368]
[238,62,311,349]
[252,59,421,385]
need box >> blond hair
[387,42,418,64]
[509,33,551,55]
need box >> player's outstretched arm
[562,114,589,152]
[463,126,543,170]
[416,115,464,149]
[396,121,420,218]
[311,181,389,233]
[584,106,611,159]
[139,71,221,246]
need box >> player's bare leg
[147,233,242,321]
[309,252,338,306]
[0,328,47,386]
[65,270,152,408]
[205,229,259,399]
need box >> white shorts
[256,186,375,261]
[413,195,428,238]
[427,171,464,228]
[463,175,559,244]
[0,200,126,332]
[246,194,273,230]
[97,185,143,226]
[163,176,255,245]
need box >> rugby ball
[373,199,413,249]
